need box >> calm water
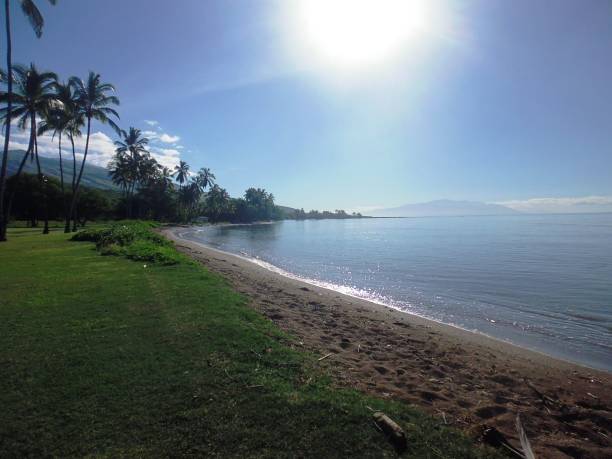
[178,214,612,371]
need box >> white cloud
[1,128,116,167]
[144,119,159,127]
[142,130,180,145]
[495,196,612,213]
[149,147,181,169]
[3,119,184,171]
[159,133,180,144]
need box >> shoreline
[172,224,606,373]
[163,226,612,458]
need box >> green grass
[0,227,504,458]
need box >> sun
[290,0,431,70]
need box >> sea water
[178,214,612,371]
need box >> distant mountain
[6,150,118,191]
[370,199,520,217]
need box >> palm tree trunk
[28,114,48,234]
[0,0,12,242]
[35,134,49,235]
[64,135,76,232]
[57,132,67,223]
[67,116,91,232]
[4,123,35,231]
[70,135,76,192]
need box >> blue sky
[7,0,612,212]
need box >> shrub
[123,240,184,265]
[71,221,182,265]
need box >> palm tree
[113,127,149,217]
[108,152,131,197]
[66,71,120,232]
[37,82,76,222]
[206,184,231,222]
[0,63,57,233]
[173,160,190,189]
[114,127,148,159]
[193,167,215,193]
[53,81,85,217]
[1,0,58,241]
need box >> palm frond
[20,0,44,37]
[516,415,536,459]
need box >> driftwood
[525,380,558,407]
[372,411,408,453]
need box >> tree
[0,0,58,241]
[0,63,57,233]
[193,167,215,193]
[75,188,111,226]
[113,127,149,217]
[173,160,189,189]
[67,71,120,232]
[37,81,76,225]
[205,184,231,222]
[108,151,132,199]
[133,165,175,221]
[6,172,62,226]
[172,160,189,218]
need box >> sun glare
[291,0,431,70]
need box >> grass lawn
[0,227,504,458]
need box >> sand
[163,227,611,459]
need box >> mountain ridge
[6,150,118,191]
[370,199,520,217]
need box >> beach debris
[318,353,333,362]
[372,411,408,453]
[525,379,558,408]
[481,425,527,459]
[516,414,536,459]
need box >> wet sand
[163,227,611,459]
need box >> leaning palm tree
[0,63,57,233]
[66,72,120,232]
[1,0,58,241]
[0,64,58,170]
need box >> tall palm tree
[173,160,189,190]
[0,63,57,233]
[52,81,85,211]
[37,82,75,221]
[1,0,58,241]
[113,127,149,218]
[66,71,119,232]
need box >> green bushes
[71,221,184,265]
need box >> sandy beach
[163,227,611,459]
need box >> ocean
[178,214,612,371]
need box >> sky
[5,0,612,213]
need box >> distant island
[370,199,519,218]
